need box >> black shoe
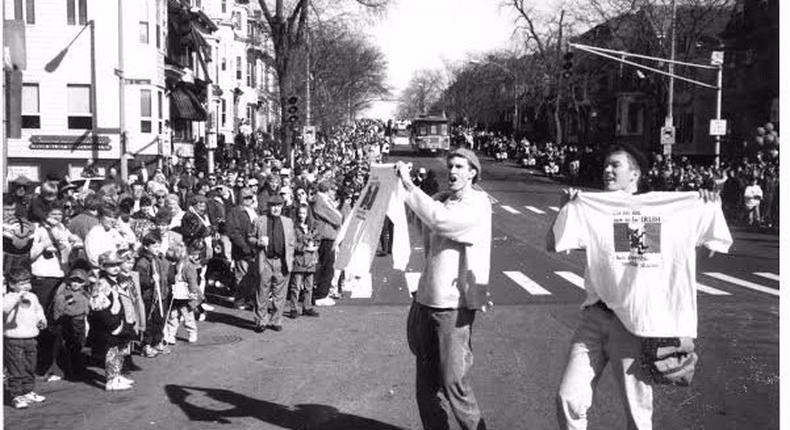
[287,310,299,319]
[302,308,319,317]
[254,324,266,333]
[268,324,283,332]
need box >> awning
[170,86,207,121]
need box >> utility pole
[305,15,311,128]
[117,0,128,182]
[665,0,677,158]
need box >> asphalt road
[4,147,779,430]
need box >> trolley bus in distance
[410,116,450,154]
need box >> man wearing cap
[548,144,730,429]
[395,148,492,430]
[249,194,295,332]
[225,187,259,309]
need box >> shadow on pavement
[164,384,406,430]
[205,309,256,331]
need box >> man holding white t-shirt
[547,144,732,430]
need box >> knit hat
[447,148,482,183]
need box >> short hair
[6,267,31,284]
[154,209,173,225]
[99,203,120,218]
[139,195,153,207]
[84,194,104,211]
[41,181,58,197]
[118,197,135,214]
[142,231,162,246]
[47,199,65,213]
[605,143,647,175]
[186,238,205,255]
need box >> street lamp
[470,59,520,135]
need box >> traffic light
[285,95,300,124]
[562,52,573,79]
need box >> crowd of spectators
[2,120,392,408]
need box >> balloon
[755,135,764,146]
[765,122,774,132]
[764,133,776,144]
[769,148,779,159]
[756,126,766,136]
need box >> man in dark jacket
[225,187,258,308]
[311,180,343,306]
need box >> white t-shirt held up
[552,191,733,338]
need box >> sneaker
[118,375,135,385]
[143,345,159,358]
[187,336,198,343]
[163,338,176,346]
[197,312,207,322]
[24,392,45,403]
[155,344,172,355]
[201,303,215,311]
[314,297,335,307]
[302,308,320,317]
[45,374,62,382]
[12,396,30,409]
[287,309,299,319]
[105,377,132,391]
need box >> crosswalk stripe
[697,283,731,296]
[703,272,779,297]
[555,271,585,289]
[503,271,552,295]
[524,206,546,214]
[501,205,521,214]
[405,272,421,294]
[549,206,560,212]
[754,272,780,282]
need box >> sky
[361,0,523,118]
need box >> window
[221,99,227,127]
[236,56,242,80]
[67,84,92,129]
[140,89,152,133]
[221,57,226,71]
[157,91,163,134]
[66,0,87,25]
[221,0,227,13]
[156,24,161,48]
[21,83,40,129]
[247,61,254,87]
[139,21,149,44]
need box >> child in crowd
[163,240,203,345]
[89,251,138,391]
[205,238,234,299]
[3,268,48,409]
[52,268,91,381]
[288,204,320,319]
[134,232,172,358]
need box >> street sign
[660,126,676,145]
[710,51,724,66]
[709,119,727,136]
[302,125,316,145]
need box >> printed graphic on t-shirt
[613,210,661,268]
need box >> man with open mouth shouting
[395,148,492,430]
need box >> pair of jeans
[163,303,197,343]
[556,303,654,430]
[407,301,486,430]
[314,239,335,300]
[59,315,86,380]
[4,337,37,397]
[31,276,63,377]
[233,258,259,303]
[288,272,314,313]
[255,256,287,327]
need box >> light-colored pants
[163,304,197,343]
[556,304,653,430]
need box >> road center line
[754,272,780,282]
[549,206,560,212]
[703,272,779,296]
[500,205,521,214]
[524,206,546,214]
[555,271,585,289]
[503,271,552,295]
[697,283,731,296]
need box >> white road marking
[549,206,560,212]
[696,283,731,296]
[487,193,499,205]
[347,273,372,298]
[405,272,421,295]
[524,206,546,214]
[754,272,780,282]
[703,272,779,297]
[555,271,585,289]
[503,271,552,295]
[501,205,521,214]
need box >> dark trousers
[407,301,486,430]
[379,217,394,255]
[288,272,314,312]
[58,315,86,380]
[314,239,335,300]
[255,256,288,327]
[142,295,166,347]
[31,276,62,377]
[4,337,37,398]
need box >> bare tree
[396,69,446,119]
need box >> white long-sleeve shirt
[405,186,492,310]
[4,291,46,339]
